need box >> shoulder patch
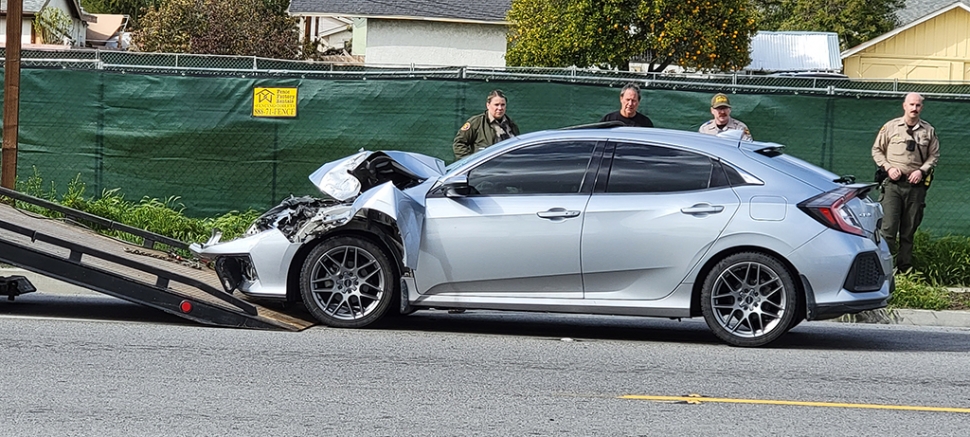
[460,122,471,131]
[744,128,750,136]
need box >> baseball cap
[711,93,731,109]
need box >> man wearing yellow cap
[699,93,752,140]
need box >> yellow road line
[620,394,970,414]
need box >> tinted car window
[468,141,596,195]
[607,142,714,193]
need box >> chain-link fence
[10,48,970,97]
[1,48,968,236]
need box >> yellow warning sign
[252,87,298,118]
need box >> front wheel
[300,236,395,328]
[700,252,797,347]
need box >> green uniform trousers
[879,180,927,271]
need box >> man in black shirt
[600,83,654,127]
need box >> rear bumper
[812,296,891,320]
[805,273,894,320]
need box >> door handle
[537,208,581,219]
[681,203,724,215]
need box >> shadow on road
[4,293,968,352]
[0,292,196,326]
[376,310,723,345]
[370,310,970,352]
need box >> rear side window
[468,141,596,195]
[607,142,715,193]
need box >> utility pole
[2,0,23,189]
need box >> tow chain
[124,247,206,270]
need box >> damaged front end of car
[190,150,445,298]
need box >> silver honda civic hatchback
[191,125,893,347]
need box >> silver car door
[581,141,741,300]
[414,140,599,298]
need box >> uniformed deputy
[872,92,940,271]
[699,93,752,140]
[453,90,520,160]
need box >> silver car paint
[580,186,741,300]
[191,228,301,297]
[415,193,587,299]
[194,126,890,323]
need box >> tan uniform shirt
[871,117,940,175]
[699,118,752,141]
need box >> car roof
[508,126,754,156]
[464,125,839,192]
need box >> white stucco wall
[352,17,367,56]
[364,19,507,67]
[0,21,35,44]
[45,0,88,45]
[1,0,87,46]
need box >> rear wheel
[300,236,395,328]
[700,252,797,347]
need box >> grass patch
[912,231,970,287]
[889,270,951,311]
[11,169,260,253]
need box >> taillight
[797,187,865,236]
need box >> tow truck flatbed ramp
[0,188,315,331]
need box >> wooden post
[2,0,24,190]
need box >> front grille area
[215,255,255,293]
[843,251,884,292]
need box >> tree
[33,7,73,44]
[80,0,161,29]
[752,0,903,50]
[506,0,758,72]
[135,0,300,59]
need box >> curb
[838,308,970,328]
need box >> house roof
[744,31,843,72]
[896,0,969,24]
[288,0,511,24]
[842,2,970,57]
[1,0,96,22]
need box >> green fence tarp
[2,69,967,235]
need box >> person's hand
[907,169,923,184]
[888,167,903,181]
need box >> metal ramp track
[0,187,315,331]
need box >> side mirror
[442,175,472,198]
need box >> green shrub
[10,171,259,250]
[889,270,952,311]
[912,231,970,287]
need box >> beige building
[842,2,970,80]
[288,0,511,67]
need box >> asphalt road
[2,289,969,437]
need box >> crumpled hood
[308,150,446,201]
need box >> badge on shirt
[460,122,471,131]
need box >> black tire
[299,236,395,328]
[700,252,797,347]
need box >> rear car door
[581,141,741,300]
[415,140,601,298]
